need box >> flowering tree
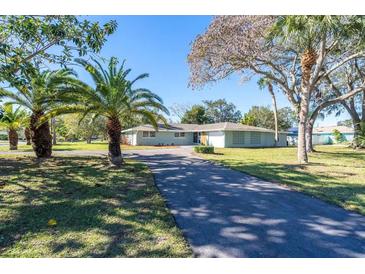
[188,16,365,163]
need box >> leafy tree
[241,106,295,131]
[181,105,209,124]
[0,16,117,85]
[337,119,353,127]
[306,59,365,151]
[332,129,345,143]
[0,105,28,150]
[203,99,242,123]
[0,68,78,157]
[60,113,107,143]
[269,16,365,162]
[53,57,169,166]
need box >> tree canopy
[0,16,117,85]
[180,99,242,124]
[241,106,297,131]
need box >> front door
[201,132,207,145]
[193,132,198,143]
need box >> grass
[0,141,175,152]
[197,145,365,215]
[0,155,191,257]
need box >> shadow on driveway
[125,149,365,258]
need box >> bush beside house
[194,145,214,154]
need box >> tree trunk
[8,129,18,150]
[51,118,57,145]
[268,83,279,146]
[86,136,92,144]
[30,112,52,158]
[298,48,316,163]
[24,127,31,145]
[106,116,123,166]
[306,117,315,153]
[298,89,310,163]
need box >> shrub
[332,129,345,143]
[0,134,8,140]
[194,145,214,154]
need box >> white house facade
[122,122,288,148]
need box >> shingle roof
[313,125,354,134]
[122,122,284,133]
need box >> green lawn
[0,155,191,257]
[198,145,365,215]
[0,141,175,152]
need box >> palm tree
[258,77,279,146]
[269,16,347,163]
[0,105,28,150]
[52,57,169,166]
[0,69,78,157]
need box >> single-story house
[121,122,288,148]
[312,125,355,145]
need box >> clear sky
[78,16,348,126]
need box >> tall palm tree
[258,77,279,146]
[52,57,169,166]
[0,69,78,157]
[0,105,28,150]
[269,16,348,163]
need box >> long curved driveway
[125,147,365,258]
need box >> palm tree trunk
[24,127,31,145]
[298,92,309,163]
[268,83,279,146]
[298,48,317,164]
[106,116,123,166]
[30,112,52,158]
[8,129,18,150]
[51,118,57,145]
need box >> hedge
[194,145,214,154]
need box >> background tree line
[170,99,297,131]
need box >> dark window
[174,132,185,138]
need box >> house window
[142,131,155,138]
[232,132,245,145]
[250,132,261,145]
[174,132,185,138]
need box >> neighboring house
[287,127,298,146]
[122,122,288,148]
[312,125,355,145]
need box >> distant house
[287,127,298,145]
[121,122,288,148]
[312,125,355,145]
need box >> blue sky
[77,16,348,126]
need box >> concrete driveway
[125,147,365,258]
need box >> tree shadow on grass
[0,156,191,257]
